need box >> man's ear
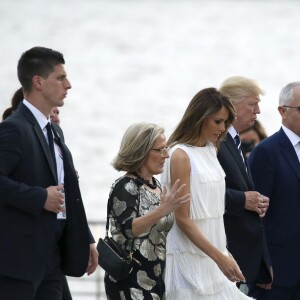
[32,75,43,90]
[278,106,287,119]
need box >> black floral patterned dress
[104,176,173,300]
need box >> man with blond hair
[217,76,272,293]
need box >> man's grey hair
[279,82,300,106]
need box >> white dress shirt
[23,100,66,219]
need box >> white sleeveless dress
[160,143,253,299]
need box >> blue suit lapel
[278,128,300,182]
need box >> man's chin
[244,120,255,129]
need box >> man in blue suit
[248,82,300,299]
[0,47,98,299]
[217,76,272,292]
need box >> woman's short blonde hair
[112,122,164,172]
[220,76,264,103]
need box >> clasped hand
[245,191,269,217]
[45,185,65,213]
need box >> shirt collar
[281,125,300,147]
[228,125,238,139]
[23,99,50,130]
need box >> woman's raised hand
[159,179,190,216]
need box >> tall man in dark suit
[248,82,300,299]
[217,76,272,291]
[0,47,98,299]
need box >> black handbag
[97,235,133,281]
[97,178,140,281]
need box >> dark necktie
[234,134,242,154]
[234,134,248,171]
[46,122,57,179]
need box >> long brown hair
[2,87,24,121]
[168,87,235,148]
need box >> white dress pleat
[160,143,254,299]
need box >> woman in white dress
[161,88,254,299]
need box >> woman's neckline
[185,142,208,148]
[132,172,157,189]
[124,174,161,196]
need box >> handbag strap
[105,183,115,236]
[105,176,141,239]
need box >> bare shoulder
[171,147,189,160]
[171,148,190,170]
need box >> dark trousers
[62,275,73,300]
[248,281,300,300]
[0,272,62,300]
[0,276,35,299]
[0,274,72,300]
[0,245,63,300]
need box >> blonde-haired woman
[104,122,189,300]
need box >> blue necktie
[234,134,242,153]
[234,134,248,171]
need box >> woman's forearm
[132,208,165,237]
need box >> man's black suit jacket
[217,133,271,284]
[0,103,92,283]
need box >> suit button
[76,198,80,201]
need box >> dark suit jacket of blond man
[217,132,271,284]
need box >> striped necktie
[234,134,249,173]
[234,134,245,160]
[234,134,241,151]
